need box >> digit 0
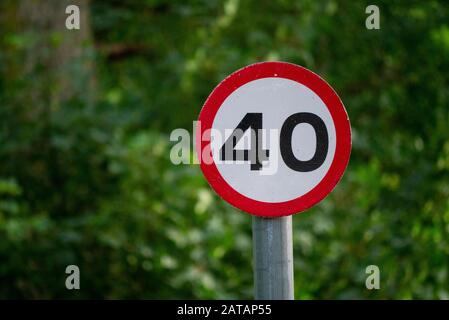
[280,112,328,172]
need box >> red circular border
[196,61,351,217]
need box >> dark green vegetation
[1,0,449,299]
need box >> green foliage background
[1,0,449,299]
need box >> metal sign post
[253,216,294,300]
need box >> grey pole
[252,216,294,300]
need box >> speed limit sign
[196,61,351,217]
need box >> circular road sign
[196,61,351,217]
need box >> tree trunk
[0,0,97,216]
[18,0,96,104]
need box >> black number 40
[220,112,328,172]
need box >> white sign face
[197,62,351,217]
[211,77,337,203]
